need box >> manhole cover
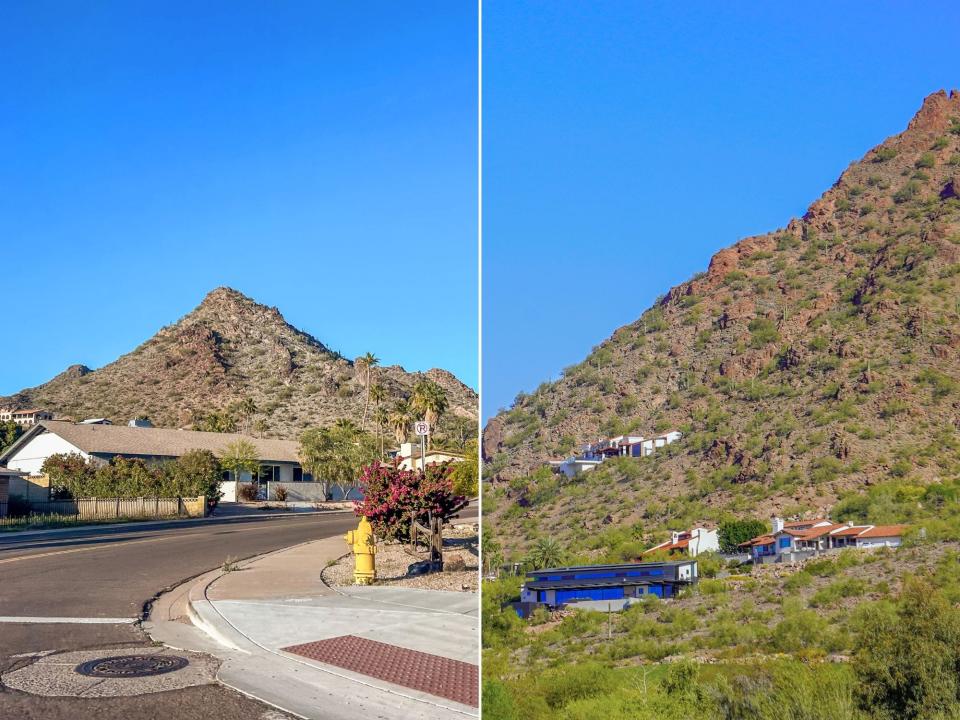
[75,655,189,678]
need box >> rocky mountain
[2,287,476,439]
[485,91,960,548]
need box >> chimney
[771,516,784,534]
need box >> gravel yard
[324,522,478,592]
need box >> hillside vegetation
[483,90,960,720]
[2,287,476,442]
[485,91,960,556]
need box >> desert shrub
[748,318,779,347]
[873,147,897,162]
[238,483,260,501]
[855,578,960,720]
[916,152,936,169]
[274,485,288,502]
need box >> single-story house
[0,420,328,502]
[644,526,719,557]
[741,517,908,562]
[513,560,698,617]
[390,442,466,472]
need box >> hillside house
[644,526,719,557]
[0,420,333,502]
[741,517,907,563]
[548,430,682,478]
[0,409,53,427]
[390,442,466,471]
[513,560,698,617]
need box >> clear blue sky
[482,1,960,419]
[1,2,477,396]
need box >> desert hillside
[484,90,960,550]
[2,287,477,440]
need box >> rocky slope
[2,287,476,439]
[485,91,960,545]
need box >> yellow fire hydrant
[344,516,376,585]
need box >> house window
[292,467,313,482]
[778,537,791,549]
[257,465,280,483]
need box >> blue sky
[0,2,477,395]
[482,1,960,419]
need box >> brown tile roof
[34,421,300,463]
[857,524,908,538]
[740,534,774,547]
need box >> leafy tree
[855,578,960,719]
[42,450,222,502]
[299,424,376,500]
[449,442,479,497]
[196,410,238,433]
[220,439,260,482]
[718,519,768,553]
[353,460,466,539]
[481,531,504,576]
[0,420,23,455]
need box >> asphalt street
[0,511,358,719]
[0,503,478,719]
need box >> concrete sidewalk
[146,536,479,719]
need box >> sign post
[414,420,430,471]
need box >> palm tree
[527,537,563,570]
[333,418,360,433]
[410,380,448,449]
[373,407,389,457]
[355,352,379,430]
[389,402,413,446]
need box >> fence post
[116,497,120,519]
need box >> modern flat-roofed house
[741,517,908,562]
[0,420,326,501]
[0,409,53,427]
[644,526,719,557]
[514,560,698,617]
[547,430,683,478]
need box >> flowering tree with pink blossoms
[353,460,467,540]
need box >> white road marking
[0,616,138,624]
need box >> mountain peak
[906,89,960,133]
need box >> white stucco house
[645,526,719,557]
[547,430,683,478]
[0,420,326,502]
[0,408,53,427]
[390,442,466,472]
[741,516,908,563]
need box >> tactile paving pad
[283,635,478,707]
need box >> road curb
[0,509,354,541]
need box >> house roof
[0,466,26,477]
[793,523,849,540]
[0,421,300,464]
[856,524,908,538]
[831,525,874,537]
[740,534,774,547]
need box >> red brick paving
[282,635,478,707]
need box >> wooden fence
[0,496,206,521]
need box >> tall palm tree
[389,402,413,446]
[373,407,389,457]
[356,352,379,430]
[411,380,448,449]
